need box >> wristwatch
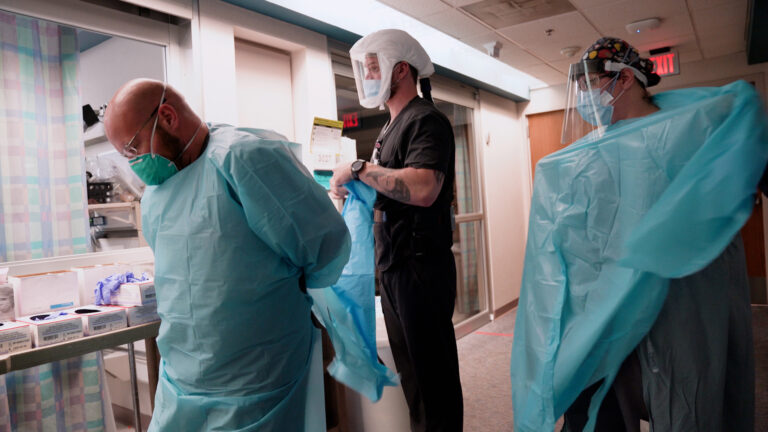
[350,159,366,180]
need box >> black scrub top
[371,96,455,271]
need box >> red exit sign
[649,51,680,77]
[343,112,359,129]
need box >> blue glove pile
[94,272,150,305]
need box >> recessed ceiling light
[625,18,662,35]
[560,46,581,57]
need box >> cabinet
[88,202,147,249]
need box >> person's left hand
[330,161,353,199]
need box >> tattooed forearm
[365,170,412,203]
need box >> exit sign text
[343,112,359,129]
[649,51,680,77]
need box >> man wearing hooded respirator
[331,29,463,432]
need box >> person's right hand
[329,161,352,199]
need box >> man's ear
[394,61,408,81]
[157,103,178,131]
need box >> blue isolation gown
[511,81,768,431]
[308,181,398,403]
[141,124,351,431]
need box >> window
[0,3,176,262]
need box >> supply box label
[0,322,32,354]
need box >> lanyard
[371,119,393,166]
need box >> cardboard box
[119,304,160,326]
[0,283,15,322]
[71,264,131,306]
[64,305,127,336]
[8,271,80,317]
[111,280,155,306]
[0,321,32,354]
[17,313,83,347]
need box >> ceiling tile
[459,30,504,46]
[497,45,548,68]
[375,0,451,18]
[596,13,695,49]
[497,11,599,47]
[420,8,491,39]
[632,33,697,53]
[569,0,624,9]
[687,0,743,10]
[444,0,485,6]
[581,0,688,35]
[673,41,703,63]
[458,32,544,67]
[522,63,569,85]
[548,58,578,74]
[461,0,577,29]
[459,32,547,67]
[691,1,748,32]
[698,26,746,58]
[496,11,602,63]
[520,38,601,61]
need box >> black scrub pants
[379,246,464,432]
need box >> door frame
[431,76,493,338]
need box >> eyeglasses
[122,98,166,158]
[577,74,609,91]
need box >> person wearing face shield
[560,38,662,144]
[511,37,767,432]
[330,29,463,432]
[103,79,351,431]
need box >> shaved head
[104,78,203,163]
[105,79,162,146]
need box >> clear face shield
[351,52,394,109]
[561,60,618,145]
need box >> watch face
[352,160,363,171]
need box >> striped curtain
[0,353,113,432]
[0,10,89,262]
[0,12,113,432]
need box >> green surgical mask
[128,83,204,186]
[129,153,179,186]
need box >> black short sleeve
[402,112,452,175]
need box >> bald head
[104,79,202,160]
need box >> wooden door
[742,193,767,304]
[527,110,566,178]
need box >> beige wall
[197,0,337,168]
[477,90,532,313]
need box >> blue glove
[94,272,149,305]
[30,311,69,321]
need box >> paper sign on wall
[310,117,344,170]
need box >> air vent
[80,0,188,25]
[461,0,576,29]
